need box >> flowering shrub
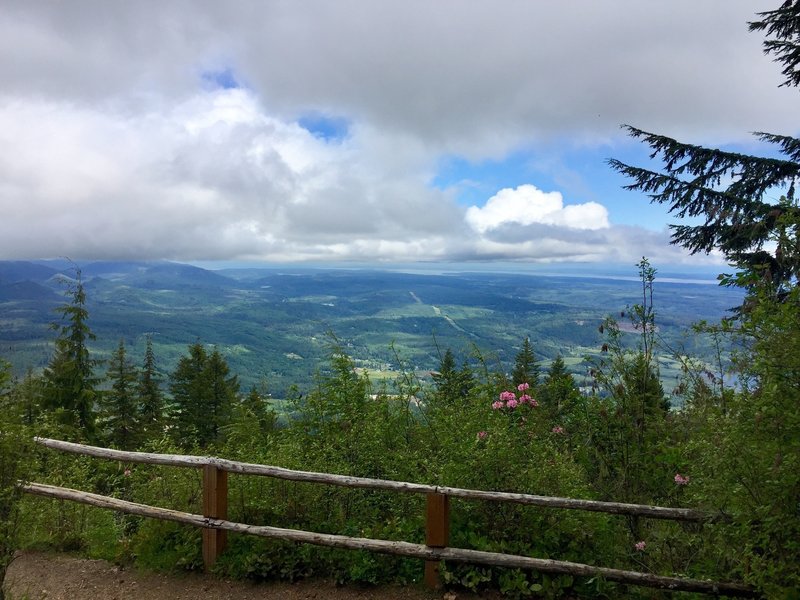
[493,385,537,410]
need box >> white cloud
[0,88,466,261]
[465,185,610,234]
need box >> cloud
[0,1,779,266]
[0,1,794,155]
[0,88,464,261]
[0,87,725,266]
[465,185,609,234]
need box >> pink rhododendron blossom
[506,397,519,409]
[519,394,532,404]
[674,473,690,485]
[500,390,516,402]
[551,426,564,434]
[635,541,646,551]
[517,382,530,392]
[529,397,539,407]
[477,431,487,440]
[491,401,504,410]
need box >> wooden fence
[22,437,757,598]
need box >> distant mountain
[0,261,59,285]
[53,261,237,290]
[0,280,59,302]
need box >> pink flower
[517,382,530,392]
[529,397,539,407]
[634,541,646,551]
[551,426,564,434]
[506,397,519,409]
[519,394,532,404]
[477,431,487,440]
[499,390,516,402]
[674,473,690,485]
[491,401,504,410]
[124,469,132,477]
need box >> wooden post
[202,464,228,571]
[424,492,449,588]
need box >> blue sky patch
[202,68,240,90]
[298,114,350,142]
[431,142,718,231]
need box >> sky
[0,1,796,269]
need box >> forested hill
[0,259,742,397]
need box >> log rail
[23,438,757,598]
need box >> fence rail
[23,438,757,598]
[33,437,718,522]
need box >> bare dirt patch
[4,551,495,600]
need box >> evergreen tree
[588,262,669,505]
[238,386,276,434]
[137,335,164,440]
[609,5,800,300]
[511,337,539,387]
[9,368,43,427]
[169,343,208,448]
[750,0,800,88]
[431,348,473,404]
[41,270,99,440]
[539,356,579,423]
[100,339,140,450]
[203,348,239,445]
[169,343,238,448]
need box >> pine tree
[137,335,164,440]
[511,337,539,387]
[41,270,99,440]
[101,339,140,450]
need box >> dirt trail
[4,551,493,600]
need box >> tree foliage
[431,348,474,405]
[608,3,800,298]
[609,130,800,297]
[511,337,539,388]
[100,339,140,450]
[0,362,31,600]
[169,343,239,449]
[749,0,800,88]
[137,335,164,441]
[41,270,100,440]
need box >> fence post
[202,464,228,571]
[424,492,450,588]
